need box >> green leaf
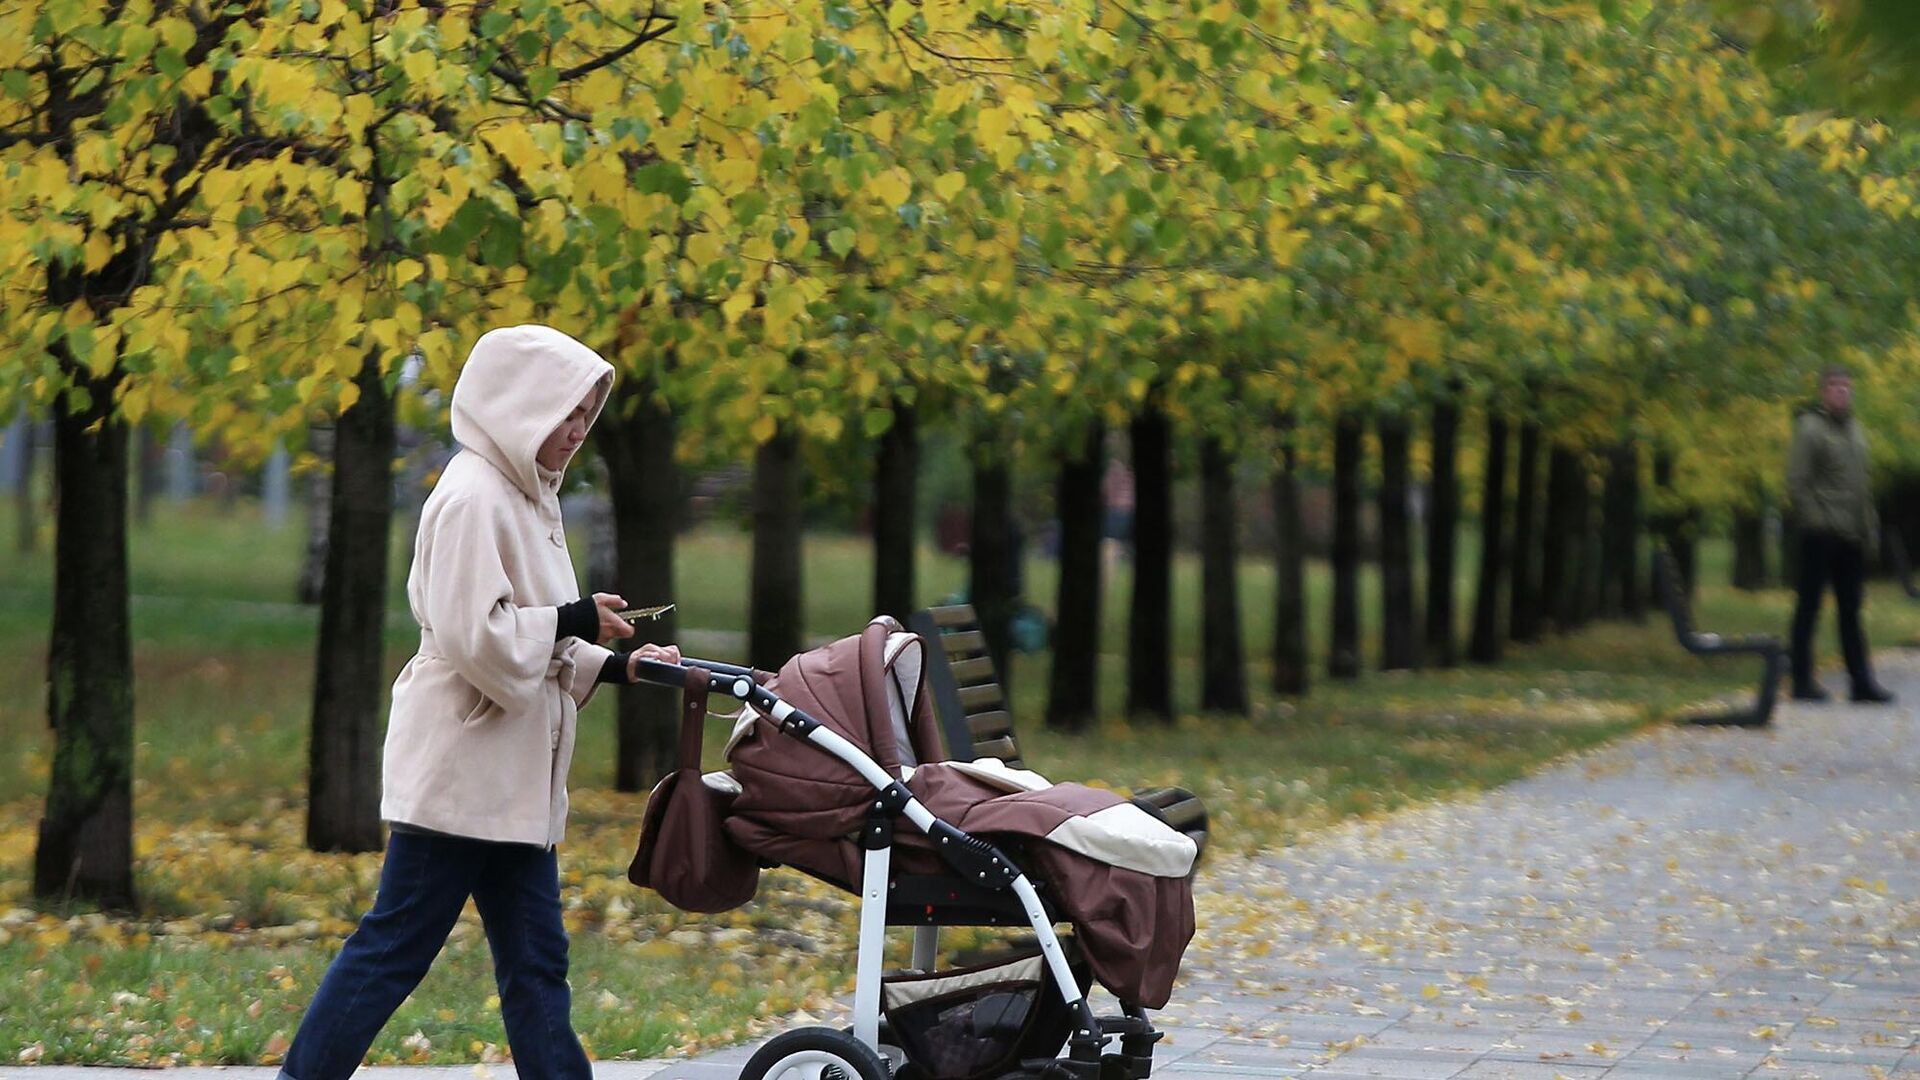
[734,189,769,226]
[656,81,684,119]
[526,66,558,101]
[827,227,856,257]
[477,211,523,267]
[634,162,691,203]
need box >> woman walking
[280,325,679,1079]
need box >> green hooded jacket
[1786,404,1876,545]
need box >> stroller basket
[883,950,1088,1080]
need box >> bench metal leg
[911,925,938,971]
[1683,648,1782,728]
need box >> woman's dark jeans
[279,830,590,1080]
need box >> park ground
[3,500,1919,1065]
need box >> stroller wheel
[838,1023,927,1080]
[740,1027,892,1080]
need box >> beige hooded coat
[380,325,617,848]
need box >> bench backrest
[910,603,1213,855]
[906,604,1023,766]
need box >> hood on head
[451,325,615,499]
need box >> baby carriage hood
[726,617,945,840]
[724,619,1197,1008]
[451,324,614,500]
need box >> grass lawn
[2,497,1917,1065]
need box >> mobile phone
[615,603,675,624]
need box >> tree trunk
[263,443,292,528]
[1468,415,1509,664]
[0,409,21,496]
[133,421,162,527]
[1651,451,1696,600]
[1600,441,1640,616]
[1378,414,1420,670]
[1199,436,1248,714]
[1425,398,1460,667]
[1509,419,1542,642]
[749,427,804,672]
[35,367,136,908]
[969,454,1018,696]
[1328,412,1363,679]
[1621,447,1645,619]
[1271,419,1309,696]
[1046,424,1105,732]
[1127,400,1174,720]
[872,398,919,622]
[306,354,393,854]
[1571,455,1598,629]
[596,377,680,793]
[1732,505,1767,592]
[14,411,37,554]
[1541,445,1575,632]
[164,421,195,501]
[1780,516,1801,595]
[297,425,334,605]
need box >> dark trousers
[1790,529,1875,692]
[280,831,590,1080]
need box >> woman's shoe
[1791,683,1832,702]
[1850,684,1896,705]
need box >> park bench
[1652,549,1783,727]
[908,604,1210,861]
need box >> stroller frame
[637,655,1162,1080]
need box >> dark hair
[1821,364,1851,383]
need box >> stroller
[631,617,1200,1080]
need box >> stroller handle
[631,657,803,728]
[630,656,768,687]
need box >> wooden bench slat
[966,710,1015,739]
[1129,785,1184,810]
[925,605,980,629]
[972,735,1021,763]
[1153,800,1206,832]
[948,656,996,685]
[938,630,987,657]
[958,682,1004,713]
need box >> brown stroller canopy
[725,617,946,840]
[723,616,1197,1008]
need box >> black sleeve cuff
[556,597,599,643]
[599,651,632,685]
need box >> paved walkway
[12,659,1920,1079]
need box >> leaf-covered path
[14,658,1919,1080]
[1138,657,1920,1079]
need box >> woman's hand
[592,593,636,645]
[627,642,683,682]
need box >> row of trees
[5,0,1920,908]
